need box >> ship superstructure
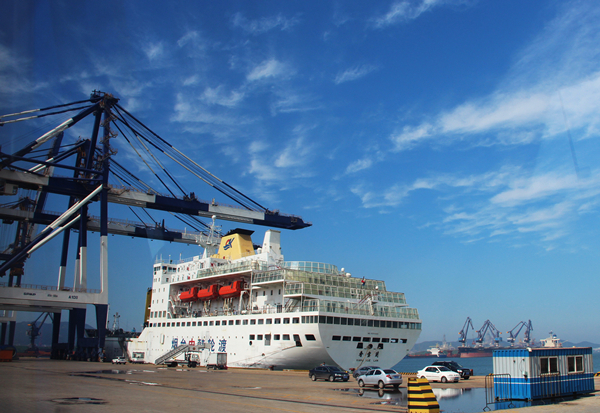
[128,228,422,370]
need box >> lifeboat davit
[197,284,219,300]
[179,287,198,302]
[218,280,244,299]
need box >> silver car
[352,365,381,379]
[357,368,403,390]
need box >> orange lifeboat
[179,287,198,302]
[218,280,244,299]
[197,284,219,300]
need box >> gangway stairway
[155,344,190,365]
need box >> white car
[417,365,460,383]
[112,356,127,364]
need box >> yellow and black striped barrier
[407,377,439,413]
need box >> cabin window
[319,316,326,324]
[292,317,300,324]
[334,317,340,325]
[293,334,302,347]
[274,334,280,340]
[327,317,333,324]
[352,336,361,342]
[203,321,208,326]
[363,337,371,342]
[215,321,220,326]
[235,320,241,325]
[278,289,281,295]
[356,342,363,349]
[222,320,227,325]
[332,336,341,341]
[367,320,374,327]
[341,317,347,325]
[209,321,214,326]
[270,290,273,295]
[382,338,390,343]
[176,322,180,327]
[187,322,191,326]
[372,337,380,343]
[347,318,354,326]
[377,343,384,350]
[568,356,584,373]
[274,318,281,324]
[265,335,271,345]
[243,320,248,325]
[257,335,263,340]
[249,335,255,340]
[192,322,196,326]
[305,334,316,341]
[373,320,379,327]
[540,357,559,375]
[393,321,398,328]
[282,334,290,340]
[258,319,264,325]
[342,336,351,341]
[263,291,265,296]
[283,318,290,324]
[266,319,272,324]
[250,319,256,325]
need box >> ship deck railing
[283,282,406,305]
[153,299,420,323]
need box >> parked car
[352,365,381,379]
[308,365,350,382]
[432,360,472,379]
[112,356,127,365]
[357,368,403,390]
[417,365,460,383]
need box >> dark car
[431,360,472,379]
[352,365,381,379]
[308,365,350,382]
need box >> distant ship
[458,346,494,358]
[127,228,422,370]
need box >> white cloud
[200,86,244,108]
[334,64,378,84]
[247,59,288,82]
[345,158,373,174]
[388,2,600,152]
[352,165,600,246]
[370,0,447,28]
[143,42,165,61]
[231,13,299,35]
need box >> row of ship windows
[149,313,420,330]
[148,315,420,330]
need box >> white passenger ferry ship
[127,228,421,370]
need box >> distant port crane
[506,320,534,346]
[475,319,502,346]
[458,317,474,346]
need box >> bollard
[407,377,439,413]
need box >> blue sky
[2,0,600,345]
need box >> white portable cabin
[492,347,594,401]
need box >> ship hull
[128,311,421,370]
[458,347,493,358]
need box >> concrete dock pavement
[1,359,599,412]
